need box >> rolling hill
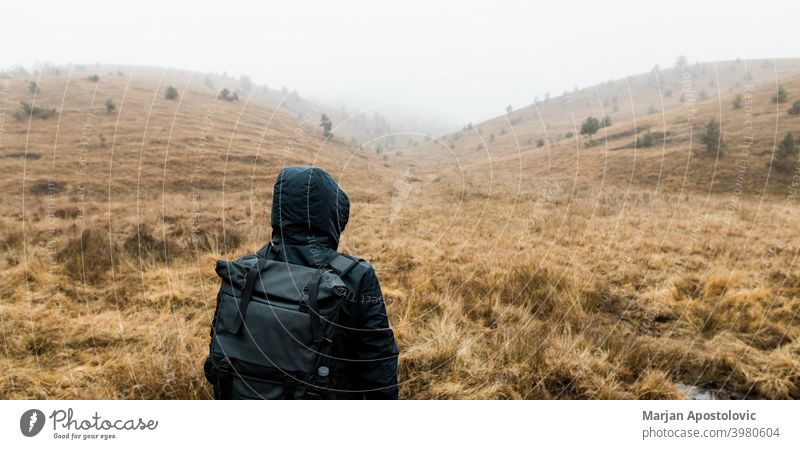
[1,60,799,400]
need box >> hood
[270,166,350,250]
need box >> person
[265,165,399,399]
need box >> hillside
[429,59,799,153]
[7,63,415,152]
[412,59,800,197]
[1,63,799,400]
[0,70,403,398]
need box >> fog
[2,0,798,131]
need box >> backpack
[204,243,361,399]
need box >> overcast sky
[2,0,799,129]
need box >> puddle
[676,383,716,400]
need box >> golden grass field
[1,63,799,399]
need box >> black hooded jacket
[269,166,399,399]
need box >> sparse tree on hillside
[536,138,545,148]
[580,116,600,142]
[601,115,612,128]
[217,88,239,101]
[105,99,116,113]
[674,55,688,73]
[732,94,743,109]
[699,119,725,156]
[164,86,178,100]
[320,113,333,138]
[636,131,655,148]
[28,81,38,94]
[506,105,513,114]
[774,132,798,173]
[13,101,56,120]
[773,86,788,104]
[788,100,800,115]
[87,74,100,82]
[239,74,253,94]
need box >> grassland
[0,64,799,399]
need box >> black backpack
[204,243,361,399]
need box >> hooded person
[264,165,399,399]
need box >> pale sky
[3,0,799,129]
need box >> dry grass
[0,66,799,399]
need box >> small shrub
[787,100,800,115]
[732,94,743,109]
[319,113,332,138]
[217,88,238,101]
[87,74,100,82]
[774,132,798,173]
[773,86,787,104]
[104,98,116,113]
[580,116,600,141]
[28,81,38,93]
[636,131,655,148]
[13,101,56,120]
[565,131,574,139]
[601,115,612,128]
[536,138,545,148]
[164,86,178,100]
[699,119,725,156]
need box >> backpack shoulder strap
[328,253,362,278]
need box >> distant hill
[414,58,800,196]
[2,62,417,153]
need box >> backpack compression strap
[231,244,277,334]
[303,254,360,343]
